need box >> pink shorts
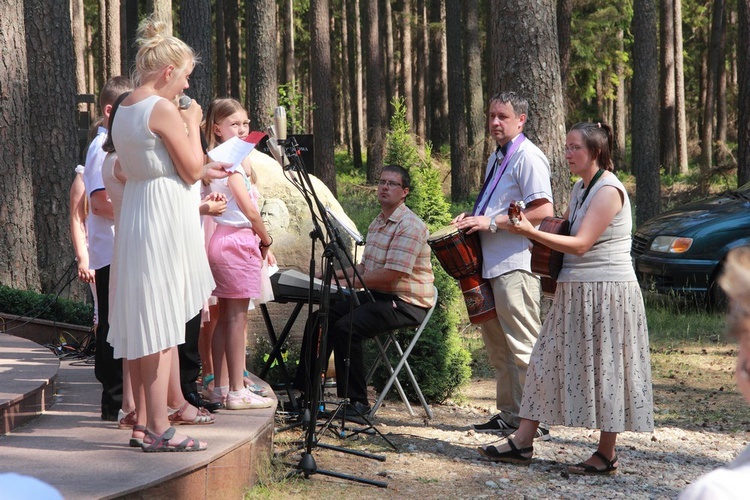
[207,225,262,299]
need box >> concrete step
[0,334,275,499]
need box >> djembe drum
[427,225,496,324]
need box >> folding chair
[366,286,438,419]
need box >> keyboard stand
[259,302,305,413]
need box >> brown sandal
[141,427,207,452]
[168,401,215,425]
[568,451,618,475]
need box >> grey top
[557,174,637,283]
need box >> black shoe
[344,401,371,421]
[185,391,222,413]
[473,413,516,433]
[101,412,118,422]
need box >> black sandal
[477,438,533,465]
[567,451,618,475]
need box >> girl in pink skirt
[204,98,275,410]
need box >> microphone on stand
[274,106,287,143]
[266,125,290,170]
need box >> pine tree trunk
[148,0,172,33]
[446,0,469,201]
[71,0,87,95]
[363,0,386,182]
[282,0,295,89]
[400,0,414,133]
[738,0,750,185]
[347,0,363,170]
[383,0,396,118]
[632,0,661,224]
[105,0,121,78]
[660,0,677,175]
[716,9,728,146]
[428,0,448,150]
[464,0,484,193]
[24,0,79,293]
[488,0,568,214]
[0,1,41,291]
[414,0,428,141]
[246,0,277,131]
[557,0,572,112]
[215,0,227,96]
[227,0,241,99]
[180,0,212,106]
[701,0,726,175]
[614,28,627,172]
[310,0,336,192]
[340,2,351,149]
[674,0,689,175]
[122,0,138,74]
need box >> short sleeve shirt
[363,203,435,309]
[82,127,115,269]
[478,137,553,278]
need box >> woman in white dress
[478,122,654,474]
[108,16,227,452]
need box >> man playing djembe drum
[454,92,553,439]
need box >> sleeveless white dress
[108,95,215,359]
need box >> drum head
[427,224,460,243]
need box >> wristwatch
[489,217,497,233]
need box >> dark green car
[631,182,750,309]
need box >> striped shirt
[363,203,435,309]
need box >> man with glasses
[293,164,435,418]
[455,92,554,439]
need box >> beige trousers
[479,270,542,427]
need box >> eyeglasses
[378,179,402,189]
[564,145,585,154]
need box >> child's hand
[266,250,277,267]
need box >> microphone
[178,94,192,110]
[266,125,289,169]
[274,106,287,142]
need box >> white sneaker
[225,388,274,410]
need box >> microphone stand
[277,137,391,488]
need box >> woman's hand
[178,98,203,127]
[505,210,535,237]
[204,162,231,181]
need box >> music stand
[275,136,392,488]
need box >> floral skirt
[519,281,654,433]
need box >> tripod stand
[277,136,392,488]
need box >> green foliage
[0,285,93,326]
[366,97,471,403]
[567,1,632,124]
[277,83,308,135]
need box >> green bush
[0,284,93,326]
[368,97,472,403]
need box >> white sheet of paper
[207,136,254,172]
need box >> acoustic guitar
[530,216,570,296]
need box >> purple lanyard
[472,134,526,216]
